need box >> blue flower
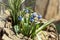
[18,16,22,21]
[38,15,42,19]
[30,17,34,22]
[25,9,29,13]
[32,12,37,17]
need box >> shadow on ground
[54,21,60,34]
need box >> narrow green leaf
[36,19,55,34]
[14,25,20,34]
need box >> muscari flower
[32,12,38,18]
[30,17,34,22]
[18,16,22,21]
[38,15,42,19]
[25,9,30,13]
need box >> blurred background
[0,0,60,36]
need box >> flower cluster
[15,9,43,38]
[5,0,54,39]
[18,9,42,22]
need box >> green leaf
[21,0,25,4]
[14,25,20,34]
[36,19,55,34]
[36,34,42,40]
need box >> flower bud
[32,12,37,17]
[25,9,29,13]
[30,17,34,22]
[18,16,22,21]
[38,15,42,19]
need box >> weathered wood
[35,0,59,20]
[57,0,60,21]
[45,0,58,20]
[35,0,48,17]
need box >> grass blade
[36,19,55,34]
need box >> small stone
[35,31,49,40]
[2,34,13,40]
[49,32,56,38]
[48,38,52,40]
[0,21,5,28]
[49,27,55,32]
[21,39,25,40]
[4,10,10,16]
[11,35,20,40]
[28,38,32,40]
[24,36,28,40]
[17,33,24,39]
[6,21,12,28]
[4,28,14,36]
